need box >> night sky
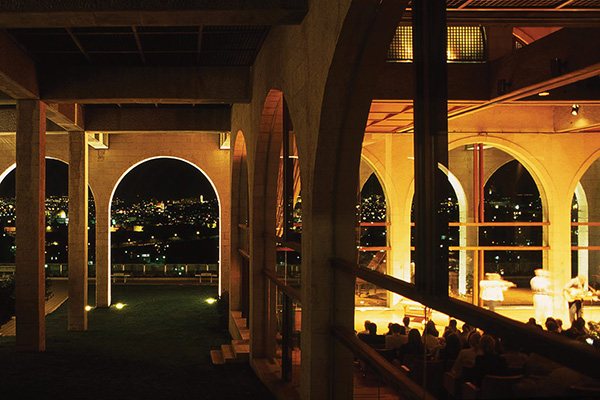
[114,158,216,202]
[0,158,217,202]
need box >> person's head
[425,320,437,333]
[573,318,585,331]
[467,330,481,349]
[449,319,457,329]
[527,317,537,325]
[546,319,558,332]
[445,333,461,352]
[408,328,421,345]
[403,316,410,327]
[556,318,563,329]
[480,335,496,355]
[390,323,402,335]
[534,268,543,277]
[462,323,472,334]
[368,322,377,335]
[364,320,371,330]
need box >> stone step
[232,339,249,361]
[210,349,224,365]
[221,344,238,363]
[240,328,250,341]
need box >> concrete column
[68,131,88,330]
[15,99,46,352]
[547,195,572,322]
[95,198,111,307]
[412,0,449,296]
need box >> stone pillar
[68,131,88,330]
[95,197,111,307]
[547,195,572,322]
[15,99,46,352]
[412,0,449,296]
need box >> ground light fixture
[115,303,125,309]
[572,104,580,115]
[206,298,217,304]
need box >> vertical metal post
[473,145,480,305]
[412,0,449,297]
[282,294,293,381]
[478,144,485,306]
[282,100,294,243]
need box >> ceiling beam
[374,62,488,101]
[0,0,308,27]
[45,103,84,131]
[40,66,252,104]
[84,105,231,133]
[0,31,38,99]
[448,27,600,121]
[554,104,600,133]
[401,10,600,27]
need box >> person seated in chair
[396,328,425,364]
[451,330,481,379]
[385,323,408,350]
[358,322,385,346]
[472,335,509,386]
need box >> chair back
[480,374,523,399]
[410,359,445,397]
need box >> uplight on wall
[572,104,580,116]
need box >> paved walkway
[0,279,68,336]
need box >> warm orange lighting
[538,92,550,97]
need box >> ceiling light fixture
[538,92,550,97]
[572,104,580,116]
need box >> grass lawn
[0,285,275,400]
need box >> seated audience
[545,318,559,334]
[436,332,461,362]
[422,320,441,352]
[451,330,481,378]
[459,323,473,348]
[358,322,385,346]
[396,328,425,363]
[555,318,563,333]
[358,320,371,335]
[385,323,408,350]
[563,318,586,340]
[443,319,459,338]
[526,317,543,330]
[472,335,509,386]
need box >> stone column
[68,131,88,330]
[15,99,46,352]
[95,197,111,307]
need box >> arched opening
[109,157,220,287]
[0,158,96,326]
[0,159,96,270]
[571,157,600,288]
[448,145,545,309]
[231,131,250,325]
[257,90,301,387]
[357,167,389,308]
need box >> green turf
[0,285,275,400]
